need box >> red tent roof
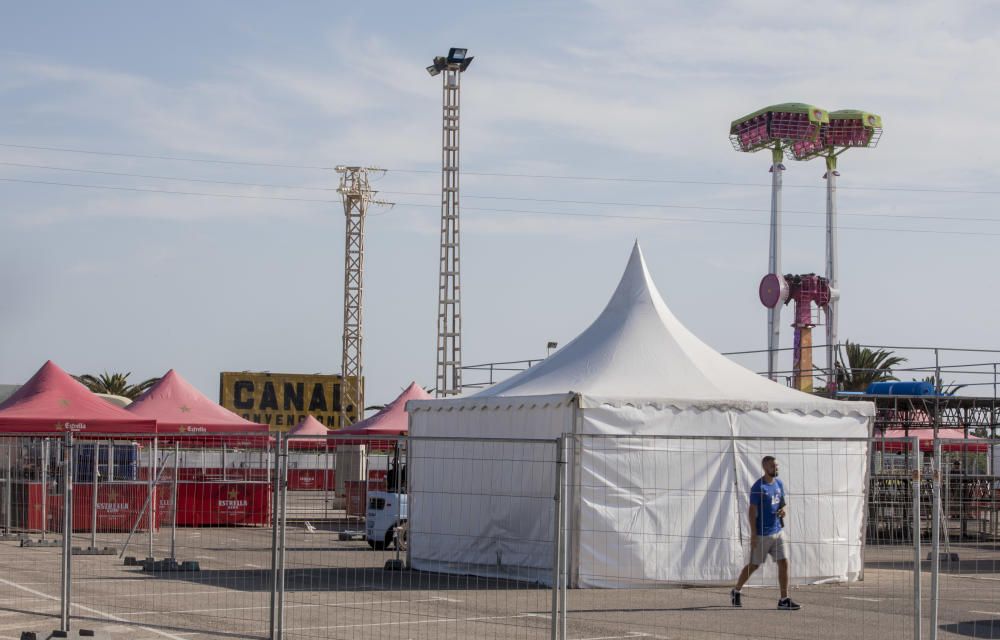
[878,428,987,452]
[127,369,268,437]
[287,415,330,449]
[338,382,429,436]
[0,360,157,434]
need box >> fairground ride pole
[767,145,784,381]
[824,154,840,393]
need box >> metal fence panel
[0,435,70,636]
[562,434,923,640]
[65,434,277,639]
[276,433,560,640]
[7,431,994,639]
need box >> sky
[2,0,1000,407]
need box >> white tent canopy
[408,243,874,588]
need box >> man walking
[731,455,800,610]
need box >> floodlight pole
[824,154,840,393]
[767,146,784,381]
[432,51,470,398]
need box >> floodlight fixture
[448,47,468,63]
[426,64,441,77]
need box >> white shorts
[750,531,787,565]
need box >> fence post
[930,439,942,640]
[911,436,922,640]
[276,435,289,640]
[269,432,282,640]
[90,442,99,549]
[550,437,564,640]
[147,437,157,559]
[60,433,74,632]
[4,444,11,533]
[41,439,49,541]
[171,442,179,561]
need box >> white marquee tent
[408,243,875,588]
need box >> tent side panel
[574,425,740,588]
[734,412,870,584]
[408,403,571,585]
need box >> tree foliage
[835,341,907,392]
[75,371,159,400]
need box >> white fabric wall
[577,405,870,587]
[408,397,871,588]
[408,398,573,584]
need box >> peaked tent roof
[127,369,269,436]
[0,360,157,433]
[287,415,331,449]
[289,415,330,437]
[460,243,872,416]
[340,382,430,436]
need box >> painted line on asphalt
[285,612,539,632]
[0,577,188,640]
[970,610,1000,616]
[571,634,650,640]
[843,596,881,602]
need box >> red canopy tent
[334,382,429,449]
[127,370,272,526]
[126,369,269,447]
[876,428,988,453]
[286,415,331,450]
[0,360,156,434]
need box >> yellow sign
[218,372,362,431]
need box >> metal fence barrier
[3,432,1000,639]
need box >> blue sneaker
[778,597,801,610]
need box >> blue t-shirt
[750,477,785,536]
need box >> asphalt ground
[2,514,1000,639]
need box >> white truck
[365,491,408,550]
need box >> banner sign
[219,372,361,430]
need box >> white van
[365,491,408,550]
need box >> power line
[4,141,1000,196]
[3,161,999,225]
[3,175,1000,237]
[0,160,339,191]
[0,142,336,171]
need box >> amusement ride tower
[789,110,883,391]
[729,104,829,382]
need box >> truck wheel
[372,539,387,551]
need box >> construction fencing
[0,432,996,639]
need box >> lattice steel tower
[336,165,388,425]
[427,48,473,397]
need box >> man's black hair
[762,455,776,467]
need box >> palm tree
[835,341,907,392]
[75,371,159,399]
[915,374,967,396]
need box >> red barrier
[174,482,271,526]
